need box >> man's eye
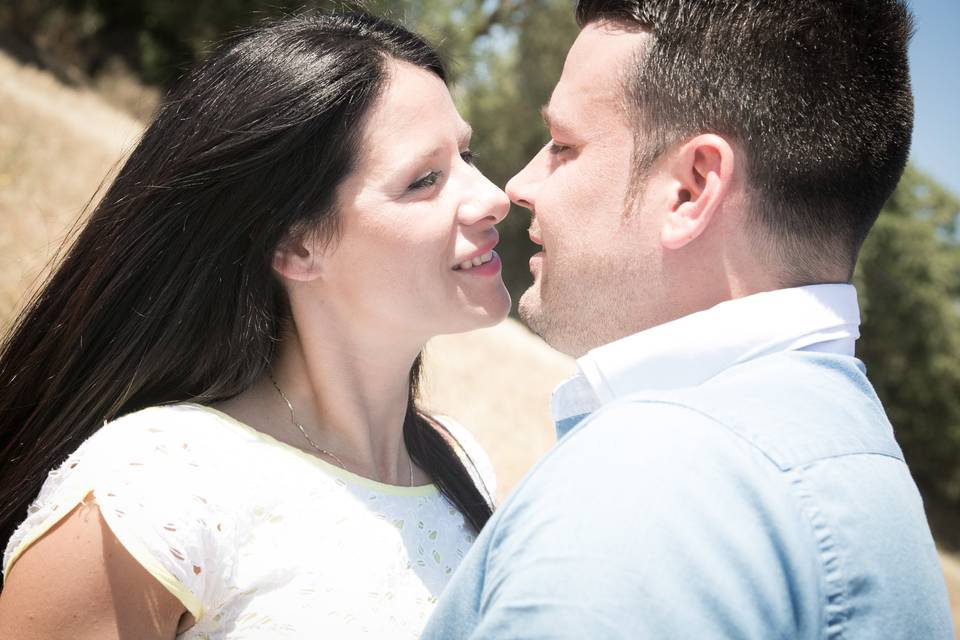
[408,171,441,191]
[460,149,478,165]
[549,142,570,155]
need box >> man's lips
[529,250,544,275]
[529,220,544,272]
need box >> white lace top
[2,404,495,638]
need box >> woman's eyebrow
[459,123,473,147]
[406,124,475,165]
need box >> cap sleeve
[2,405,237,621]
[432,415,497,507]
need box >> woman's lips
[454,250,502,276]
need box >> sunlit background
[908,0,960,196]
[0,0,957,633]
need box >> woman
[0,10,508,638]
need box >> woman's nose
[459,172,510,227]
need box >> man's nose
[505,155,540,212]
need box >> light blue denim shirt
[423,285,954,639]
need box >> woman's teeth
[455,251,494,271]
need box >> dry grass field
[0,52,143,325]
[0,49,956,634]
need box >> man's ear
[272,235,325,282]
[660,134,736,250]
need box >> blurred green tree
[855,167,960,538]
[454,1,579,299]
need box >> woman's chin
[441,289,512,335]
[479,287,512,326]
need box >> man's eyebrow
[539,104,572,135]
[539,104,553,128]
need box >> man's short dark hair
[576,0,914,282]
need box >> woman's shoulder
[97,402,250,445]
[24,403,260,527]
[23,403,244,492]
[38,403,254,504]
[76,403,262,468]
[3,403,251,597]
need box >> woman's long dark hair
[0,11,493,565]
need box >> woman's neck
[216,310,427,486]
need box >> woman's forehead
[358,60,467,161]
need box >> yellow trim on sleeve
[3,486,91,579]
[3,489,204,621]
[97,502,205,620]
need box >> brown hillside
[0,50,955,634]
[0,52,143,327]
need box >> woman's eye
[460,149,478,165]
[549,142,570,156]
[408,171,441,191]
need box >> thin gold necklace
[268,372,414,487]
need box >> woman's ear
[660,134,736,251]
[272,236,324,282]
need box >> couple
[0,1,953,638]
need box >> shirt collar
[551,284,861,437]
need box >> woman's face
[315,60,511,339]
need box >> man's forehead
[549,22,648,128]
[565,21,648,77]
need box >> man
[423,0,954,638]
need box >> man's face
[507,22,661,357]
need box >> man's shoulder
[486,397,819,598]
[459,356,949,640]
[566,397,743,457]
[594,351,903,471]
[508,349,907,514]
[505,398,786,522]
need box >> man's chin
[518,288,598,358]
[518,289,544,330]
[520,289,569,353]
